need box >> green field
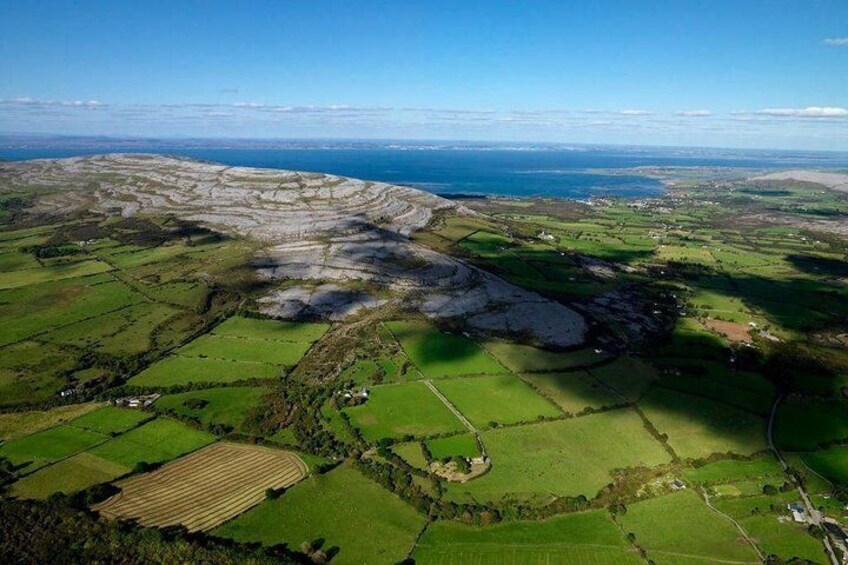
[10,451,129,499]
[774,399,848,450]
[42,303,180,355]
[87,418,214,468]
[128,356,281,387]
[0,402,102,441]
[520,371,624,413]
[713,495,828,563]
[414,510,641,565]
[67,406,153,435]
[425,433,480,460]
[0,424,107,472]
[392,441,429,469]
[639,387,768,459]
[618,490,760,563]
[681,455,785,485]
[211,316,329,343]
[482,341,602,373]
[433,374,561,428]
[214,463,426,565]
[447,409,670,501]
[344,382,466,441]
[178,334,311,365]
[0,274,144,347]
[801,446,848,485]
[153,386,267,433]
[386,321,507,377]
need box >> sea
[3,140,848,199]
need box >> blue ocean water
[3,143,848,199]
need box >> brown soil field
[701,318,753,344]
[93,442,307,532]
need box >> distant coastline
[2,137,848,199]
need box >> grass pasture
[153,386,267,434]
[10,451,129,499]
[774,399,848,450]
[87,418,214,469]
[618,490,760,564]
[128,356,280,387]
[482,341,602,373]
[178,334,311,366]
[801,446,848,486]
[0,402,102,441]
[414,510,641,565]
[682,455,785,485]
[344,382,465,441]
[0,424,107,472]
[447,409,670,502]
[433,374,561,428]
[94,442,306,531]
[211,316,329,343]
[521,371,624,413]
[639,387,767,460]
[215,463,425,565]
[386,321,507,378]
[67,406,153,435]
[425,433,480,460]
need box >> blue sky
[1,0,846,149]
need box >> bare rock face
[0,153,587,347]
[750,170,848,192]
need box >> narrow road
[702,489,764,562]
[768,394,839,565]
[423,378,487,457]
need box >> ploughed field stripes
[93,442,307,531]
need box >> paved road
[768,394,839,565]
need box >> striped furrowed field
[93,442,306,532]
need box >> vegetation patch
[0,402,102,441]
[67,406,153,435]
[178,334,311,366]
[639,387,768,459]
[414,510,641,564]
[387,321,507,378]
[0,425,106,472]
[10,452,129,499]
[153,386,267,434]
[128,356,280,387]
[344,382,466,441]
[214,463,426,565]
[425,433,480,460]
[87,418,214,469]
[774,399,848,450]
[434,374,561,428]
[618,490,760,563]
[447,409,670,502]
[482,341,602,373]
[211,316,329,343]
[521,371,624,413]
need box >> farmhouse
[113,394,161,409]
[787,502,806,523]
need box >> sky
[0,0,847,150]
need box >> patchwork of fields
[2,171,847,564]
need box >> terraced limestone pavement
[0,154,586,347]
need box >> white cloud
[756,106,848,118]
[824,38,848,46]
[675,110,712,117]
[618,109,654,116]
[1,97,106,108]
